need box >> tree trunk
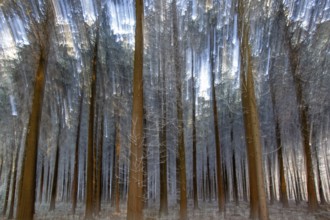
[85,35,98,219]
[172,0,187,219]
[126,0,144,219]
[209,20,225,213]
[232,150,239,206]
[8,139,21,219]
[238,1,269,219]
[16,54,46,220]
[39,158,45,204]
[281,4,318,211]
[267,156,275,205]
[159,51,168,216]
[2,154,13,216]
[49,117,61,211]
[191,50,199,210]
[143,113,148,209]
[95,112,104,215]
[72,90,83,214]
[114,119,121,213]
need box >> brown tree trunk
[39,158,45,204]
[191,51,199,210]
[2,154,13,216]
[95,112,104,215]
[8,139,21,219]
[281,4,318,211]
[16,54,46,220]
[49,116,61,211]
[114,119,121,213]
[238,1,269,219]
[126,0,144,219]
[72,90,83,214]
[209,21,225,213]
[85,35,98,219]
[172,0,187,218]
[276,123,289,207]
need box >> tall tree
[238,1,269,219]
[72,90,84,214]
[16,3,53,219]
[126,0,144,219]
[281,4,319,211]
[172,0,187,219]
[191,50,199,210]
[85,31,99,219]
[49,103,63,211]
[209,14,225,212]
[268,48,289,207]
[159,41,168,216]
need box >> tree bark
[238,1,269,219]
[16,53,46,220]
[280,4,318,211]
[8,138,21,219]
[49,115,61,211]
[172,0,187,219]
[126,0,144,219]
[72,90,83,214]
[85,34,98,219]
[159,50,168,216]
[191,50,199,210]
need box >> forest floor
[28,200,330,220]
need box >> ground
[25,200,330,220]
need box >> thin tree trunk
[39,158,45,204]
[49,117,61,211]
[209,20,225,213]
[8,138,21,219]
[143,113,148,209]
[2,154,13,216]
[85,34,98,219]
[95,112,104,215]
[241,159,248,202]
[206,145,212,202]
[313,135,326,205]
[126,0,144,219]
[172,1,187,218]
[267,156,275,205]
[191,50,199,210]
[159,52,168,216]
[72,90,83,214]
[114,119,121,213]
[232,149,239,206]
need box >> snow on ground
[24,200,330,220]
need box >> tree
[191,50,199,210]
[281,4,319,211]
[126,0,144,219]
[85,30,99,219]
[238,1,269,219]
[16,3,53,218]
[172,0,187,218]
[159,36,168,216]
[209,13,225,212]
[72,90,84,214]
